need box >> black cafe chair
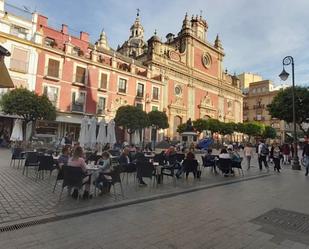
[36,155,57,181]
[23,152,39,176]
[218,158,232,176]
[101,166,124,200]
[10,147,25,168]
[59,166,85,201]
[136,161,156,187]
[183,159,198,179]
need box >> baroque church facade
[117,13,243,138]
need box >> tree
[242,122,264,142]
[192,119,208,133]
[206,118,221,135]
[262,126,277,139]
[148,110,169,148]
[114,105,149,143]
[177,123,186,134]
[0,88,56,139]
[267,86,309,135]
[148,110,169,130]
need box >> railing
[253,104,265,109]
[71,104,84,113]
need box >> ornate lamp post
[279,56,301,170]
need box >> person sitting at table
[68,146,92,200]
[118,148,147,186]
[175,149,195,178]
[95,151,112,195]
[165,146,177,165]
[228,148,242,171]
[218,148,232,176]
[58,145,71,168]
[203,148,218,174]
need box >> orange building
[118,13,243,138]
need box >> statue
[185,118,194,132]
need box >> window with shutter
[152,87,159,100]
[75,66,86,84]
[97,97,106,114]
[43,85,59,106]
[137,83,144,98]
[10,47,28,73]
[72,92,85,112]
[47,59,60,78]
[118,78,127,93]
[100,73,108,89]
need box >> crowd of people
[54,135,309,200]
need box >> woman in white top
[243,143,254,170]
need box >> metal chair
[136,161,156,187]
[23,152,39,176]
[36,155,57,180]
[10,147,25,168]
[218,158,232,176]
[183,159,198,179]
[59,166,84,201]
[101,166,124,200]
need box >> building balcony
[253,104,265,109]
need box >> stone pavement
[0,160,308,249]
[0,148,271,226]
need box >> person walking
[244,143,254,170]
[302,141,309,176]
[282,143,291,165]
[270,142,281,173]
[258,140,269,171]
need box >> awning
[0,59,14,88]
[56,113,83,124]
[285,132,293,137]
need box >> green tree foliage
[115,105,149,141]
[192,119,208,133]
[242,122,264,140]
[0,88,56,123]
[177,123,186,134]
[148,110,169,129]
[262,125,277,139]
[267,86,309,135]
[206,118,221,135]
[218,122,235,136]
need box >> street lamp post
[279,56,301,170]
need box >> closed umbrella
[132,130,140,145]
[97,118,107,145]
[78,116,89,147]
[88,117,97,149]
[107,119,116,145]
[10,119,23,141]
[25,121,32,141]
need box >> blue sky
[7,0,309,86]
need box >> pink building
[35,15,163,142]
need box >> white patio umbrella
[88,117,97,149]
[78,116,89,147]
[97,118,107,145]
[25,121,32,141]
[107,119,116,145]
[10,119,23,141]
[132,130,140,145]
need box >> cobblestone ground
[0,148,269,225]
[0,160,308,249]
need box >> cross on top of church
[137,8,140,16]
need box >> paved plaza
[0,148,269,226]
[0,156,308,249]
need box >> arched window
[173,115,182,135]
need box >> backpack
[261,144,269,156]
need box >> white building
[0,0,41,141]
[0,0,40,92]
